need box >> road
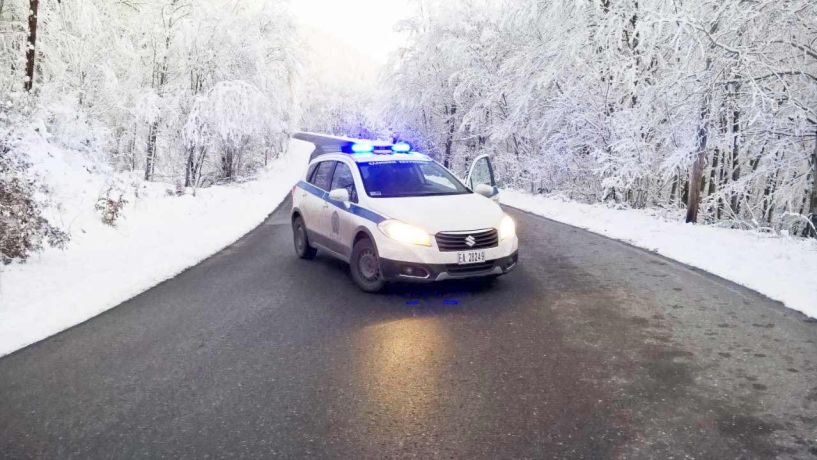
[1,197,816,459]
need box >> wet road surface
[1,197,816,458]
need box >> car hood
[366,193,504,234]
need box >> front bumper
[380,251,519,282]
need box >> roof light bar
[392,142,412,153]
[350,142,375,153]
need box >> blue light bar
[391,142,412,153]
[351,142,375,153]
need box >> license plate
[457,250,486,265]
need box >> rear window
[356,160,470,198]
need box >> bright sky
[291,0,411,63]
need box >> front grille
[435,229,498,252]
[446,261,496,276]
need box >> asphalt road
[1,197,816,459]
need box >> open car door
[465,155,500,201]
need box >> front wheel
[350,237,386,293]
[292,216,317,259]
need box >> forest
[375,0,817,235]
[1,0,298,260]
[2,0,817,264]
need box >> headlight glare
[379,220,432,247]
[499,214,516,240]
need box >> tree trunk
[24,0,39,91]
[807,127,817,238]
[184,146,195,187]
[686,93,712,223]
[144,5,175,181]
[129,124,138,171]
[669,173,678,204]
[717,149,727,219]
[762,171,779,225]
[686,157,705,223]
[707,148,719,196]
[192,147,207,195]
[729,88,741,214]
[144,121,158,181]
[222,149,234,181]
[442,103,457,168]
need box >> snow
[0,139,313,357]
[3,135,814,358]
[501,190,817,319]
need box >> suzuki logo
[465,235,476,247]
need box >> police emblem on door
[331,211,340,235]
[465,235,476,247]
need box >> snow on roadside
[0,139,313,357]
[501,189,817,319]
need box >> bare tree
[23,0,38,91]
[145,0,187,181]
[686,90,712,223]
[808,126,817,237]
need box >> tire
[350,237,386,293]
[292,215,317,259]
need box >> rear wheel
[292,215,317,259]
[350,237,385,293]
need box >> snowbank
[0,139,313,357]
[501,190,817,319]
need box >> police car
[290,132,519,292]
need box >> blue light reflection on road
[405,298,461,306]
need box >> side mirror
[475,183,497,199]
[329,188,350,203]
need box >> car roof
[313,152,432,164]
[293,132,432,164]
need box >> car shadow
[385,277,498,296]
[309,252,511,315]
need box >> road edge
[503,204,816,324]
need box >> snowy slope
[0,139,313,357]
[501,190,817,319]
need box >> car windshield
[357,160,470,198]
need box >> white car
[290,133,519,292]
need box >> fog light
[401,265,429,278]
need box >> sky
[291,0,412,64]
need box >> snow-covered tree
[383,0,817,236]
[1,0,298,184]
[0,0,300,260]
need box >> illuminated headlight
[499,214,516,240]
[378,220,432,247]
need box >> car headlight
[499,214,516,240]
[378,220,432,247]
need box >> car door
[326,160,359,258]
[466,154,499,200]
[296,161,319,215]
[304,160,336,244]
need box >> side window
[306,163,319,182]
[330,162,358,203]
[309,161,335,191]
[469,157,495,190]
